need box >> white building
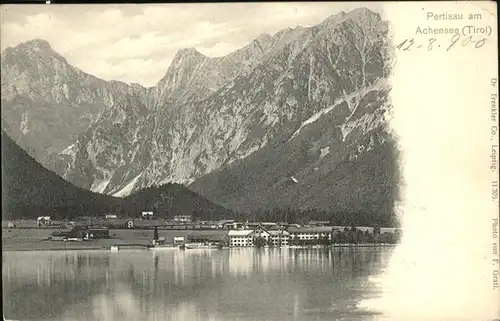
[228,230,255,247]
[288,226,334,241]
[173,236,185,244]
[105,214,118,219]
[228,226,289,247]
[173,215,192,223]
[269,230,290,246]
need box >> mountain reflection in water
[3,248,393,321]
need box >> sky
[0,3,382,86]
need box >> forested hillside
[1,130,231,220]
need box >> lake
[2,247,394,321]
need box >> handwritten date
[397,34,487,52]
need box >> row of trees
[234,206,400,228]
[253,227,401,247]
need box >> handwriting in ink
[397,34,487,52]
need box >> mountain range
[1,7,399,222]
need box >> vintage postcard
[1,1,498,320]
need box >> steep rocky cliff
[188,84,399,219]
[1,8,397,215]
[1,39,148,162]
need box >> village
[4,211,402,249]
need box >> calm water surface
[3,248,394,321]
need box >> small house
[127,220,134,228]
[173,215,192,223]
[216,220,236,229]
[224,221,245,230]
[37,216,51,227]
[173,236,185,244]
[141,211,154,220]
[105,214,118,219]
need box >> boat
[148,244,180,250]
[183,242,220,249]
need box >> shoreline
[2,243,398,252]
[2,228,399,252]
[2,247,106,252]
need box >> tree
[319,235,330,246]
[254,236,267,248]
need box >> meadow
[2,225,229,251]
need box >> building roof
[217,220,236,224]
[269,230,290,236]
[355,226,374,232]
[188,234,226,241]
[308,221,330,224]
[331,226,375,232]
[228,230,253,236]
[380,227,398,233]
[288,226,333,233]
[228,227,290,237]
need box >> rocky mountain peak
[172,47,207,61]
[1,39,64,67]
[318,11,348,28]
[345,7,379,19]
[19,38,53,51]
[320,7,382,31]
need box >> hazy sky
[0,3,381,86]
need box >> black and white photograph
[1,2,498,320]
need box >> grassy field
[2,228,230,251]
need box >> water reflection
[3,248,393,321]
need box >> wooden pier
[109,244,151,251]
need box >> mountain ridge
[1,7,397,217]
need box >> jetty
[109,244,151,251]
